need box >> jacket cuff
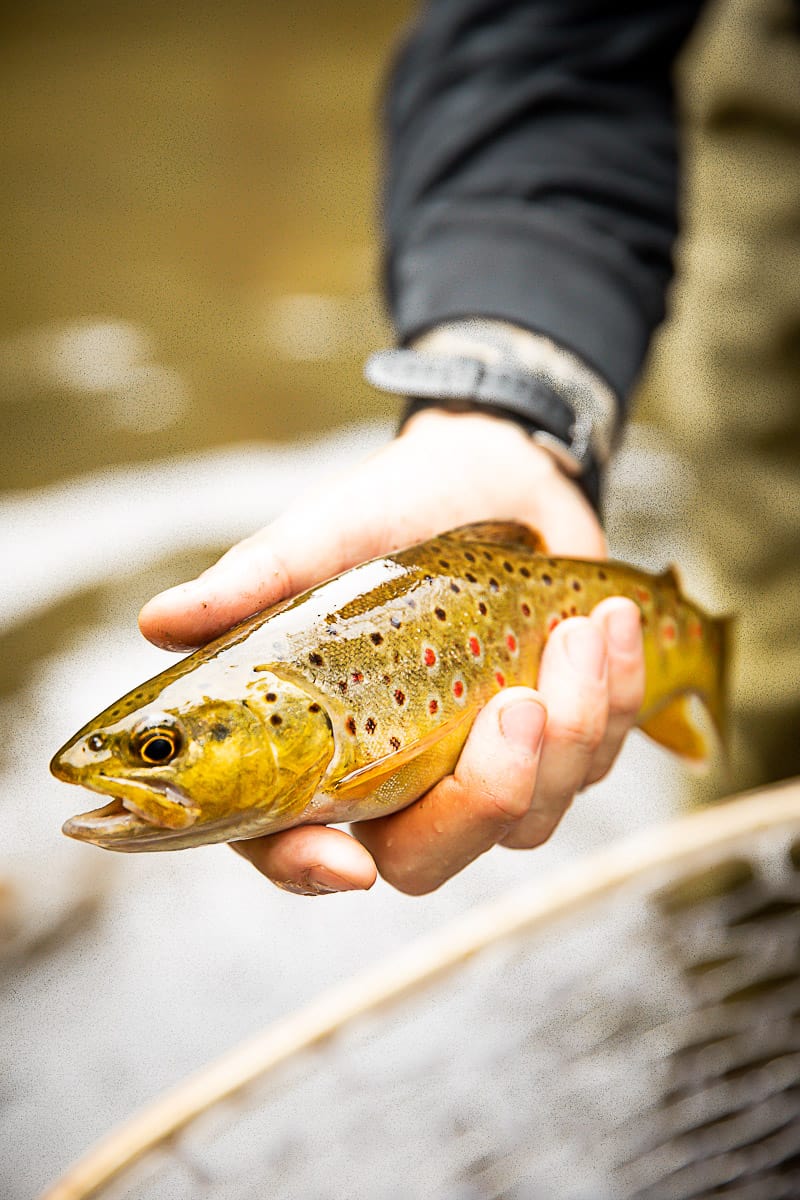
[387,207,662,408]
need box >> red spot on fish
[428,698,438,714]
[424,647,436,667]
[662,620,677,643]
[689,620,703,640]
[495,671,506,687]
[548,616,559,633]
[351,671,363,683]
[635,588,651,605]
[521,602,531,617]
[453,680,464,698]
[469,636,481,656]
[506,634,517,652]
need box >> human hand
[139,410,644,894]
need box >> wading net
[45,783,800,1200]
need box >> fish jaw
[60,772,202,848]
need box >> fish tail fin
[704,612,732,745]
[638,613,731,764]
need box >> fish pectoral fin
[637,694,712,762]
[331,712,474,804]
[445,521,548,554]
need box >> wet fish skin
[50,522,727,852]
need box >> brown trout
[51,522,727,852]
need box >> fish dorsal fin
[331,710,474,804]
[638,694,710,762]
[658,564,682,590]
[445,521,548,554]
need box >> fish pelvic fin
[445,521,548,554]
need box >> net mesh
[89,821,800,1200]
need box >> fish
[50,522,728,853]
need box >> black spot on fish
[270,714,282,727]
[520,566,530,578]
[210,723,229,741]
[371,632,383,646]
[572,580,582,591]
[450,582,460,593]
[394,689,405,705]
[389,736,401,751]
[478,602,488,616]
[265,692,277,702]
[365,717,376,734]
[309,703,321,713]
[503,561,514,573]
[435,607,446,621]
[439,560,450,569]
[345,716,356,735]
[489,578,499,593]
[598,569,607,581]
[465,573,477,583]
[326,625,339,636]
[465,551,476,563]
[423,574,433,583]
[309,652,324,666]
[337,680,348,694]
[541,573,552,586]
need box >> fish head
[51,673,335,851]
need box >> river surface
[0,4,694,1196]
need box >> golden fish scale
[251,530,717,797]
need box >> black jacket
[383,0,705,417]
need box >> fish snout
[49,731,111,783]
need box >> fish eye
[134,723,182,765]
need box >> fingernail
[499,699,546,751]
[565,623,606,678]
[605,604,641,653]
[304,866,365,894]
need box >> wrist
[399,406,577,491]
[366,319,619,512]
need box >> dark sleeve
[382,0,705,411]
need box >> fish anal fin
[332,711,474,805]
[638,694,711,762]
[446,521,548,554]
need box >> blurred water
[0,4,696,1196]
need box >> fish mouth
[63,797,149,841]
[62,776,201,850]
